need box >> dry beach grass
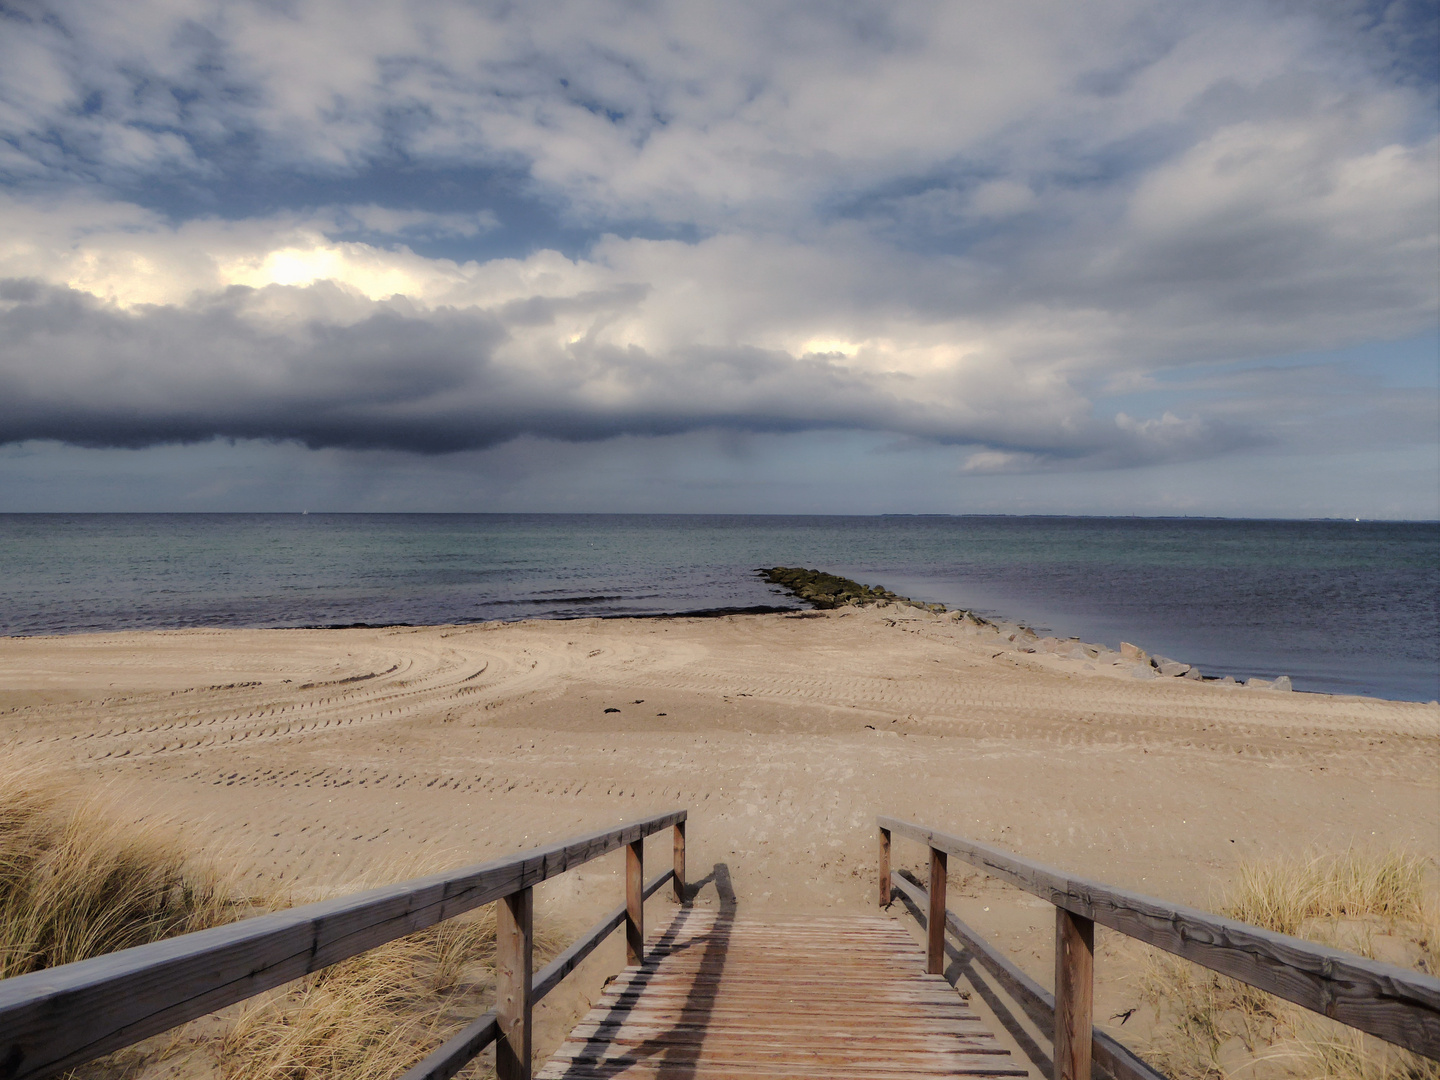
[220,907,503,1080]
[0,606,1434,1077]
[0,762,510,1079]
[1140,849,1438,1080]
[0,762,237,981]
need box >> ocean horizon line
[3,510,1436,524]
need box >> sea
[0,514,1435,702]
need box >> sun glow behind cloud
[220,243,422,297]
[800,339,862,357]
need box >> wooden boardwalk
[7,811,1433,1080]
[538,908,1030,1079]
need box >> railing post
[673,820,687,903]
[626,837,644,965]
[495,887,533,1080]
[878,827,892,908]
[1054,907,1095,1080]
[927,846,947,975]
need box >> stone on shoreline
[762,568,1230,685]
[1245,675,1293,691]
[760,567,955,616]
[758,567,891,609]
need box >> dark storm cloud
[0,281,495,451]
[0,277,1273,466]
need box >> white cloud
[967,181,1037,219]
[0,1,1406,223]
[0,0,1433,495]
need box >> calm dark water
[1,514,1435,701]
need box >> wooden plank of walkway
[538,908,1030,1079]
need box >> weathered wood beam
[928,847,947,976]
[626,839,644,966]
[890,870,1169,1080]
[1054,908,1094,1080]
[495,887,533,1080]
[398,868,676,1080]
[878,826,892,909]
[673,821,687,904]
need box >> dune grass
[0,762,238,979]
[0,761,523,1079]
[216,850,571,1080]
[1225,849,1430,938]
[1139,847,1439,1080]
[219,904,503,1080]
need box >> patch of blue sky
[1092,331,1439,420]
[825,130,1189,259]
[97,160,593,261]
[1181,332,1437,387]
[1342,0,1440,85]
[94,154,704,261]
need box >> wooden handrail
[889,871,1167,1080]
[0,809,687,1080]
[398,867,677,1080]
[879,815,1440,1068]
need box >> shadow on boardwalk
[541,863,737,1079]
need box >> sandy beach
[2,606,1436,1069]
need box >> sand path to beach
[1,607,1435,1066]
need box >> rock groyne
[759,566,1293,690]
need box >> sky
[0,0,1436,517]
